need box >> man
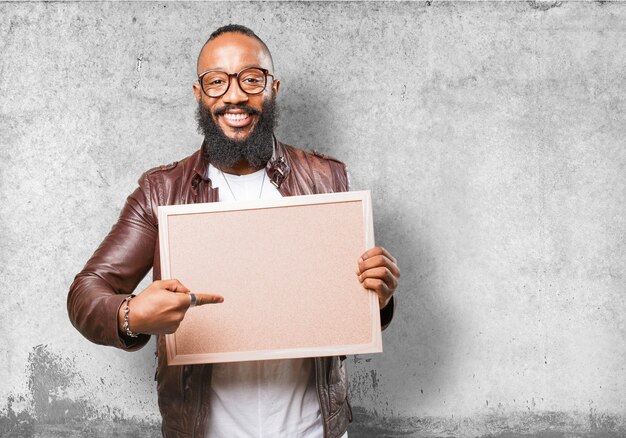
[68,24,400,437]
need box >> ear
[193,82,202,103]
[271,79,280,96]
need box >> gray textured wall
[1,1,625,437]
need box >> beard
[196,97,278,170]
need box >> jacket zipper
[191,366,205,438]
[314,358,328,438]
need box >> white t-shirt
[205,164,324,437]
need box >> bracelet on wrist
[122,295,139,338]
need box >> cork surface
[165,199,378,363]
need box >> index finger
[360,246,397,264]
[193,293,224,306]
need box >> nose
[221,75,249,104]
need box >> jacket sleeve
[67,173,157,351]
[380,297,395,330]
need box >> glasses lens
[202,72,229,97]
[238,68,267,95]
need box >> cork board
[158,190,381,365]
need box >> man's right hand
[117,279,224,336]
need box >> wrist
[119,295,139,338]
[117,303,125,334]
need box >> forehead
[197,33,273,74]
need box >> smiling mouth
[215,106,259,129]
[219,112,253,129]
[223,112,250,122]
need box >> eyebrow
[197,64,266,76]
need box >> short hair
[198,24,274,71]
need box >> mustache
[213,104,261,116]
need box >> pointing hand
[117,279,224,336]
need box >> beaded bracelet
[122,295,139,338]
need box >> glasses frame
[197,67,274,98]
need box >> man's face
[196,92,278,170]
[193,32,280,142]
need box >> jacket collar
[266,136,291,188]
[192,141,211,182]
[193,135,291,188]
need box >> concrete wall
[1,1,625,437]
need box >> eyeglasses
[198,67,274,98]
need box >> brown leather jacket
[68,140,394,437]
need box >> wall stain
[133,53,144,89]
[349,406,626,437]
[27,343,89,423]
[2,345,160,437]
[527,1,562,11]
[370,370,379,390]
[0,395,35,438]
[351,358,389,417]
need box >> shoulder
[144,161,180,176]
[137,149,201,187]
[311,149,345,166]
[131,149,204,210]
[309,149,349,189]
[284,144,346,168]
[281,143,350,192]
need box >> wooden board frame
[158,190,381,365]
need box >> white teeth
[224,113,249,121]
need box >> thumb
[159,279,190,294]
